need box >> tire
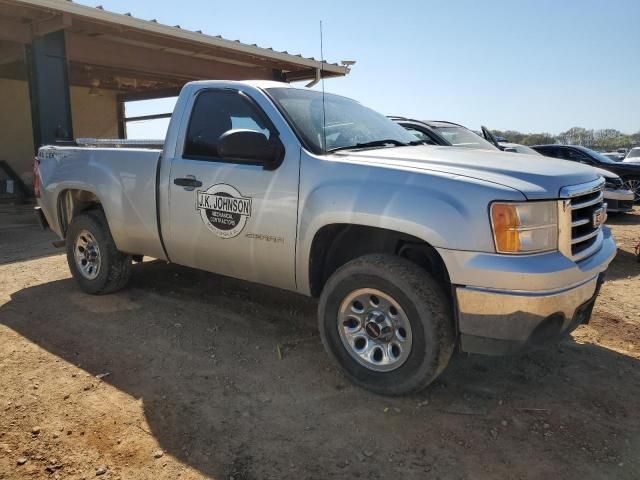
[318,254,455,395]
[66,210,132,295]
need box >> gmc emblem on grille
[592,207,605,228]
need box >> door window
[184,89,276,161]
[563,149,592,164]
[403,126,438,145]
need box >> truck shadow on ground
[596,209,640,281]
[606,248,640,281]
[607,211,640,226]
[0,224,60,266]
[1,260,639,479]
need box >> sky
[75,0,640,138]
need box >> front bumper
[438,227,616,355]
[456,273,605,354]
[605,188,634,212]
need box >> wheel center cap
[365,321,381,339]
[364,311,393,341]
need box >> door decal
[196,184,252,239]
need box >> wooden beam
[65,32,272,82]
[31,13,71,36]
[67,63,182,93]
[284,68,342,82]
[121,87,182,102]
[75,22,309,72]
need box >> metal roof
[7,0,351,78]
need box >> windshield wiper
[328,139,410,153]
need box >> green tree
[557,127,594,146]
[521,133,556,145]
[489,127,638,150]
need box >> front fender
[296,156,525,294]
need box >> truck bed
[37,144,166,260]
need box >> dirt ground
[0,203,639,480]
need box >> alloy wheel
[337,288,412,372]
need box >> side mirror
[217,129,284,170]
[503,147,518,153]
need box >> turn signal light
[491,203,521,252]
[490,201,558,254]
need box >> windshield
[574,146,617,164]
[627,149,640,159]
[431,126,497,151]
[266,88,417,154]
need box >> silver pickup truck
[34,80,616,395]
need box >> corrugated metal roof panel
[9,0,350,74]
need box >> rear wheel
[66,210,132,294]
[318,254,455,395]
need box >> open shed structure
[0,0,350,198]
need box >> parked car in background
[390,117,498,151]
[498,142,541,155]
[533,144,640,202]
[597,172,636,212]
[452,140,633,213]
[387,117,451,146]
[503,144,632,212]
[623,147,640,163]
[602,152,623,162]
[478,127,505,150]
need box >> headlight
[604,178,623,189]
[490,201,558,254]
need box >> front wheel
[66,210,132,294]
[318,254,455,395]
[622,177,640,203]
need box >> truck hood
[336,145,600,199]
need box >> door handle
[174,176,203,189]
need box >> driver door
[163,88,300,291]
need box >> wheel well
[57,189,103,237]
[308,224,451,297]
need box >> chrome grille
[559,178,606,262]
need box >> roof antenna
[320,20,327,155]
